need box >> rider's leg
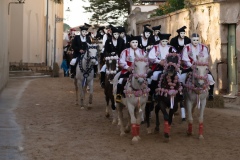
[100,64,106,88]
[207,73,215,101]
[116,78,124,102]
[150,71,162,101]
[93,65,98,78]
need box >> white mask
[113,33,119,39]
[160,39,168,47]
[130,40,138,49]
[179,32,185,39]
[120,32,125,38]
[81,30,88,37]
[191,37,200,46]
[100,31,104,35]
[154,30,160,36]
[144,32,151,38]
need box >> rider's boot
[180,102,186,121]
[70,65,76,79]
[208,84,214,101]
[100,72,106,88]
[93,65,98,78]
[116,83,122,103]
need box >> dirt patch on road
[16,77,240,160]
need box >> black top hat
[143,24,151,27]
[177,26,187,33]
[79,26,89,31]
[159,33,171,40]
[143,26,153,34]
[106,24,114,29]
[129,35,139,42]
[118,26,126,33]
[97,26,105,32]
[84,23,91,27]
[111,27,120,33]
[152,25,161,31]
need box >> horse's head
[192,56,209,88]
[132,54,149,86]
[87,43,98,65]
[105,52,118,81]
[164,52,180,77]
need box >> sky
[63,0,92,28]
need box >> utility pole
[45,0,49,66]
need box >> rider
[138,25,154,53]
[118,26,131,48]
[170,26,191,53]
[100,27,125,88]
[181,33,215,100]
[148,33,172,101]
[169,26,191,121]
[116,35,147,102]
[151,25,161,45]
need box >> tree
[151,0,185,17]
[64,23,71,32]
[83,0,140,25]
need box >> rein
[105,54,119,75]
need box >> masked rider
[116,35,147,102]
[148,33,172,101]
[118,26,131,48]
[181,33,215,100]
[138,25,154,53]
[100,27,125,88]
[151,25,161,45]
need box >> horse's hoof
[164,137,170,143]
[154,128,159,133]
[87,106,92,110]
[118,121,121,126]
[80,107,84,110]
[131,137,139,144]
[136,136,141,140]
[186,131,193,136]
[120,132,126,137]
[199,135,204,139]
[112,119,117,125]
[125,127,131,133]
[147,128,152,134]
[105,113,110,118]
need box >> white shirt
[80,35,86,42]
[178,38,184,46]
[119,48,147,70]
[141,37,148,47]
[155,36,160,41]
[102,34,108,52]
[148,44,171,64]
[112,39,117,46]
[182,43,209,67]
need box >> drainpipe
[45,0,49,66]
[227,24,238,96]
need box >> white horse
[183,56,210,139]
[113,55,150,143]
[74,43,98,110]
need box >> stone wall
[134,0,240,94]
[0,0,10,92]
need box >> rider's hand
[127,67,132,72]
[159,60,165,66]
[79,50,84,53]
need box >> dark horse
[146,52,183,141]
[104,52,119,124]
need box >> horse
[146,53,183,142]
[104,52,119,124]
[113,54,150,143]
[74,43,99,110]
[183,56,210,139]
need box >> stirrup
[115,94,122,103]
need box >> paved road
[0,78,34,160]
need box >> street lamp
[54,15,64,64]
[8,0,25,15]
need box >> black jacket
[170,36,191,53]
[104,37,125,57]
[137,36,154,52]
[72,35,91,58]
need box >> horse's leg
[168,103,178,126]
[105,93,110,118]
[117,103,125,136]
[74,78,78,105]
[127,103,138,143]
[145,103,152,134]
[87,80,93,110]
[198,99,206,139]
[111,96,117,124]
[154,103,160,133]
[186,99,193,135]
[159,103,170,142]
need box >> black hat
[111,27,120,33]
[106,24,114,29]
[97,26,105,32]
[129,35,139,42]
[159,33,171,40]
[152,25,161,30]
[177,26,187,33]
[118,26,126,33]
[84,23,91,27]
[79,26,89,31]
[143,24,151,27]
[143,26,153,34]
